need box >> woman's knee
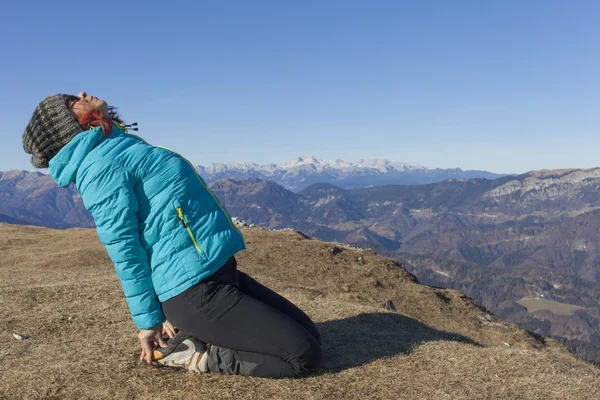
[293,336,322,377]
[313,329,322,346]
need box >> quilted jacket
[49,125,246,329]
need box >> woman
[22,92,322,378]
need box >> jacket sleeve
[82,165,165,330]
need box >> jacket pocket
[175,205,205,255]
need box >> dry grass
[1,223,599,400]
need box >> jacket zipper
[176,207,203,253]
[127,134,242,235]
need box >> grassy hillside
[1,223,598,400]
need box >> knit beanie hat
[22,94,84,168]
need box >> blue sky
[1,0,598,173]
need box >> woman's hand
[138,325,167,366]
[162,320,177,339]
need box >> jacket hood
[49,125,120,187]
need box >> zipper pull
[177,207,188,228]
[117,122,140,132]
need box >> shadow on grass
[316,312,481,373]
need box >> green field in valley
[517,298,586,316]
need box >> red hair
[74,105,123,137]
[76,109,114,137]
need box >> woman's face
[69,92,109,118]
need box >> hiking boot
[152,331,210,373]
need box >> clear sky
[1,0,598,174]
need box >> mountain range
[206,168,600,362]
[196,155,505,191]
[0,170,93,228]
[2,166,600,362]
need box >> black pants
[162,257,322,378]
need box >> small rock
[383,300,397,312]
[477,314,493,322]
[12,333,28,340]
[60,315,75,324]
[231,217,254,229]
[504,342,511,346]
[329,247,343,256]
[483,321,509,329]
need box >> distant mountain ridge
[207,168,600,363]
[196,155,505,191]
[3,166,600,362]
[0,170,93,229]
[0,157,504,227]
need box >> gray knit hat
[22,94,84,168]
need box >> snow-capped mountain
[196,155,504,191]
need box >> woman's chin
[99,103,110,117]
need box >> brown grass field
[1,223,599,399]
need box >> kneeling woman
[22,92,322,378]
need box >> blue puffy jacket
[49,125,246,329]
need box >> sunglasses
[64,95,80,110]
